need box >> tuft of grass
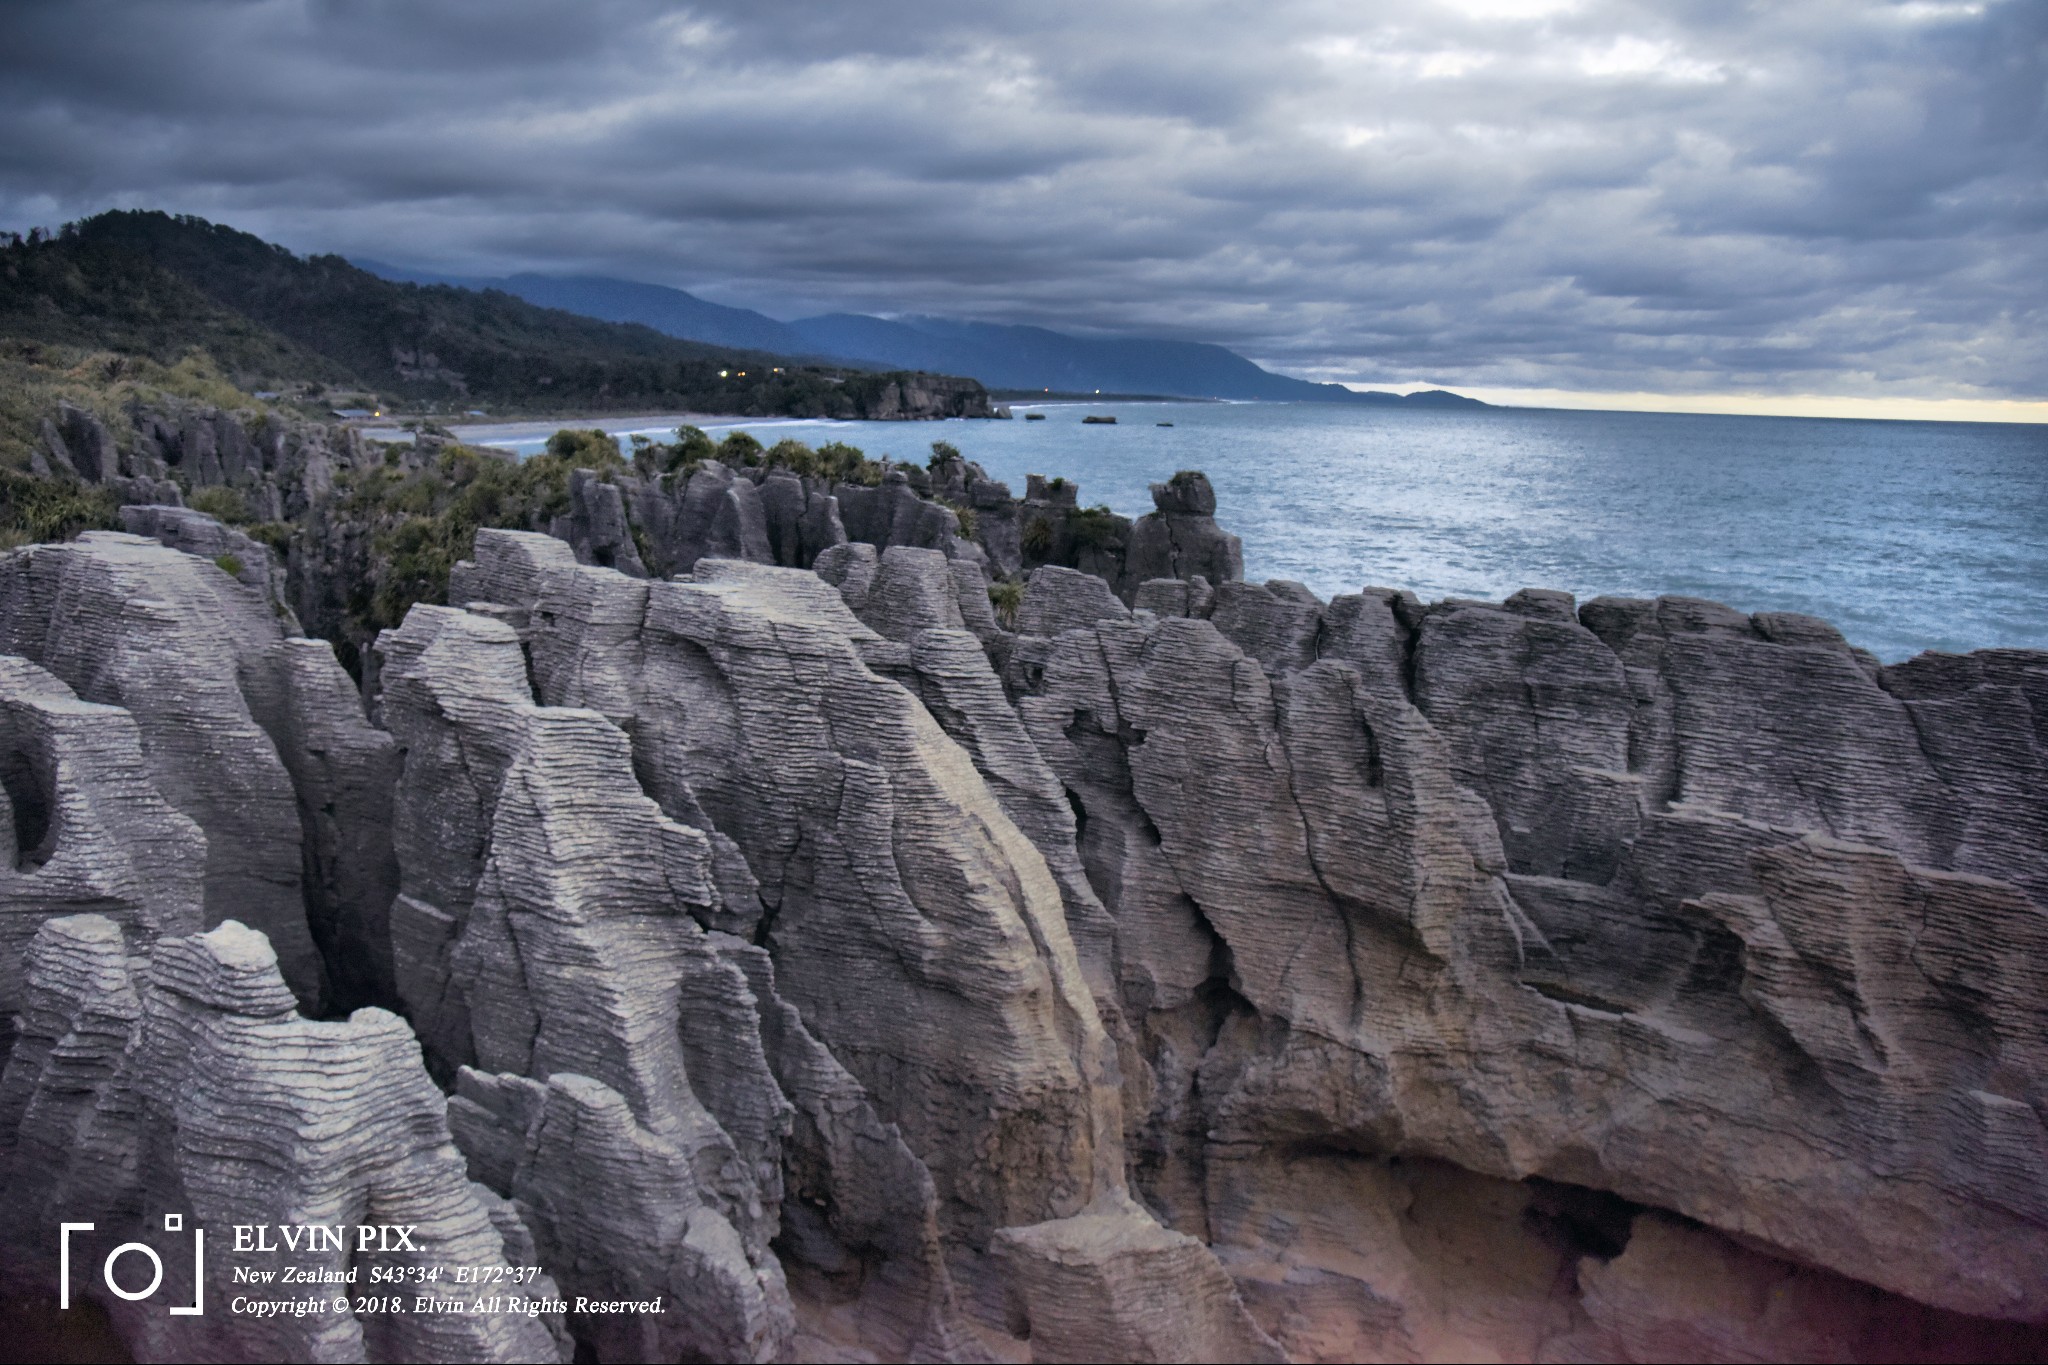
[187,485,249,524]
[213,553,244,578]
[666,425,717,475]
[245,521,292,556]
[0,468,123,545]
[716,431,764,466]
[824,442,884,485]
[765,437,819,477]
[988,579,1023,629]
[1021,516,1054,554]
[946,502,977,539]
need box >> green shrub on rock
[0,468,121,547]
[817,441,882,485]
[667,425,717,474]
[1070,504,1122,550]
[246,521,293,556]
[188,484,249,524]
[988,578,1023,629]
[766,438,819,477]
[716,431,764,467]
[329,442,583,641]
[544,428,625,470]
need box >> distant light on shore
[1346,385,2048,426]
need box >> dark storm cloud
[2,0,2042,398]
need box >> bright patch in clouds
[1577,37,1726,82]
[1888,2,1986,21]
[1433,0,1580,19]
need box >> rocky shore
[0,401,2043,1363]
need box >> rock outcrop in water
[0,463,2041,1364]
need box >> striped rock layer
[0,514,2040,1364]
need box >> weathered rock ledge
[0,469,2041,1364]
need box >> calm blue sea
[441,402,2048,662]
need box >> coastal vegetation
[638,428,891,486]
[0,464,122,548]
[1068,504,1123,549]
[329,435,620,658]
[323,425,905,661]
[0,340,254,471]
[987,578,1023,627]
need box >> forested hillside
[0,211,997,426]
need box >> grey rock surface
[438,542,1271,1357]
[0,915,564,1363]
[117,504,298,624]
[377,579,799,1358]
[1123,470,1244,594]
[993,1202,1287,1364]
[271,638,402,1010]
[550,467,648,577]
[3,455,2045,1362]
[1015,564,1131,640]
[451,1069,792,1364]
[0,533,330,1010]
[0,657,205,1025]
[717,934,984,1360]
[1009,583,2048,1330]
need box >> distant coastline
[991,390,1219,404]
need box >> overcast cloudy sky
[2,0,2043,414]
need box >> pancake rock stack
[0,477,2039,1364]
[1010,568,2048,1359]
[436,529,1280,1362]
[0,915,565,1363]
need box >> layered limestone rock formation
[539,451,1245,605]
[0,532,378,1011]
[35,398,373,516]
[433,529,1277,1360]
[0,467,2041,1364]
[0,655,205,1029]
[1015,570,2048,1356]
[0,915,564,1363]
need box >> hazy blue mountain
[355,263,1486,406]
[785,313,1337,400]
[354,262,815,355]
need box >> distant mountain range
[357,263,1486,408]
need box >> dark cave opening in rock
[1520,1176,1640,1262]
[0,747,55,868]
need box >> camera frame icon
[59,1220,205,1316]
